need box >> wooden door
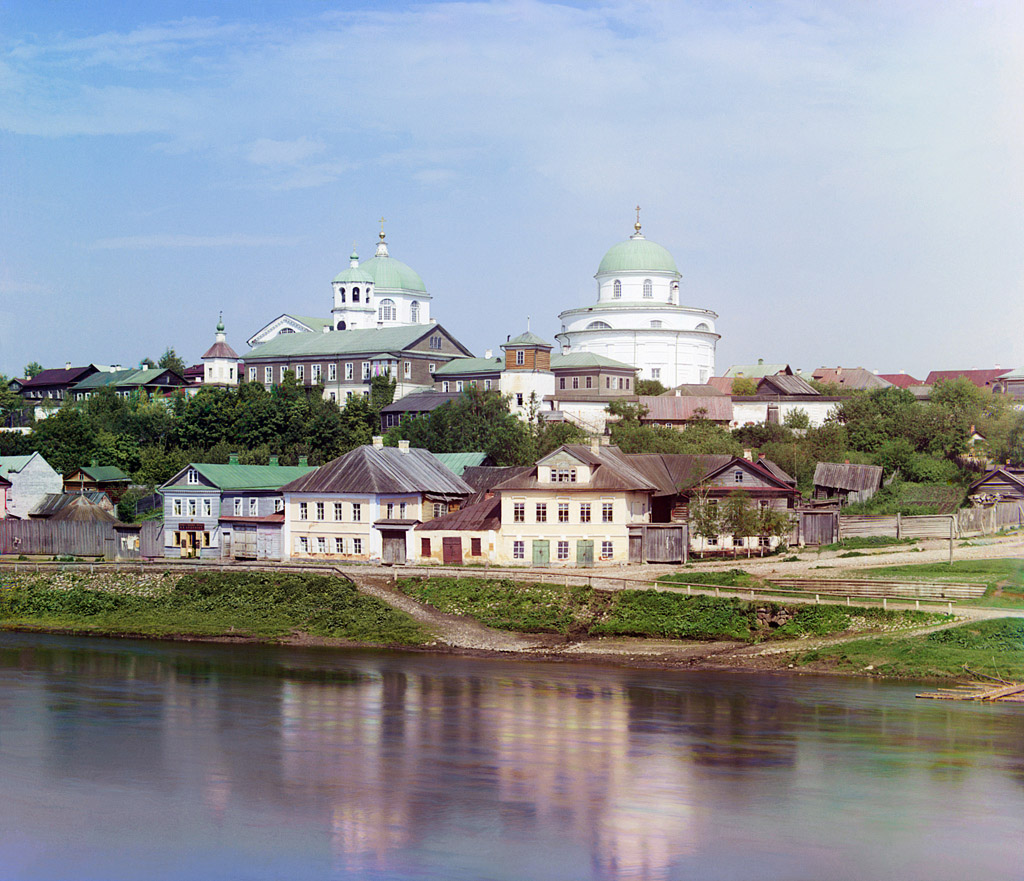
[628,531,643,564]
[381,530,406,565]
[531,540,549,566]
[442,537,462,565]
[576,540,594,568]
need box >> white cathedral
[556,214,719,387]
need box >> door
[576,540,594,568]
[381,530,407,565]
[628,531,643,564]
[442,537,462,565]
[531,540,549,566]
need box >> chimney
[372,436,384,449]
[485,349,493,359]
[844,459,850,464]
[298,455,309,467]
[757,358,764,365]
[65,361,72,370]
[599,436,610,446]
[322,325,331,333]
[269,455,279,466]
[398,439,410,453]
[228,453,239,465]
[591,438,600,456]
[743,449,752,461]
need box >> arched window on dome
[410,301,420,323]
[379,298,396,322]
[338,287,346,303]
[613,280,621,299]
[586,321,612,330]
[650,320,662,328]
[643,279,653,298]
[695,322,710,331]
[337,320,346,330]
[352,287,360,303]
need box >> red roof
[707,376,734,394]
[202,341,240,360]
[21,366,96,389]
[924,369,1006,389]
[877,373,922,388]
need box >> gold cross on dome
[634,205,641,232]
[379,216,386,240]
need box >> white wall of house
[730,399,839,428]
[3,454,62,519]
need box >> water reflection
[1,633,1023,881]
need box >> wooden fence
[767,576,984,600]
[0,519,165,560]
[958,502,1024,536]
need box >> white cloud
[247,136,326,166]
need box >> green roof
[188,463,318,491]
[332,265,375,285]
[360,255,426,293]
[78,465,130,482]
[433,356,503,376]
[245,325,446,360]
[551,352,635,371]
[597,235,679,275]
[433,452,490,476]
[289,315,333,331]
[0,455,35,478]
[72,369,137,390]
[503,331,552,349]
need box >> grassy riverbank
[0,570,428,645]
[397,576,946,642]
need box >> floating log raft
[916,682,1024,702]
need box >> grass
[842,483,965,516]
[397,576,945,643]
[0,571,428,645]
[798,618,1024,680]
[819,536,919,552]
[848,558,1024,608]
[656,568,756,588]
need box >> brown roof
[202,341,240,360]
[924,369,1007,389]
[494,445,659,493]
[461,465,532,494]
[20,366,97,389]
[757,374,819,396]
[753,458,797,486]
[877,373,923,388]
[638,395,733,422]
[813,462,883,492]
[48,495,119,523]
[282,445,473,496]
[415,496,502,531]
[968,468,1024,494]
[663,383,725,397]
[707,376,735,394]
[811,367,891,390]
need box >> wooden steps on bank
[768,577,984,600]
[916,682,1024,703]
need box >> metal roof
[69,465,130,483]
[433,357,504,376]
[415,496,502,532]
[757,374,820,396]
[924,369,1008,389]
[724,363,792,378]
[243,324,471,360]
[877,373,924,388]
[813,462,883,492]
[550,352,636,371]
[282,445,473,496]
[638,395,733,422]
[20,366,96,389]
[432,452,491,476]
[48,495,119,523]
[811,367,891,390]
[503,331,552,349]
[0,454,38,478]
[202,341,239,360]
[494,444,660,493]
[381,390,461,413]
[29,491,112,518]
[164,462,318,491]
[461,465,532,494]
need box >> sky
[2,0,1022,380]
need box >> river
[1,632,1022,880]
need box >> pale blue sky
[2,1,1022,379]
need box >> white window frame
[264,366,273,384]
[203,498,212,517]
[345,362,354,381]
[173,498,182,517]
[249,498,258,516]
[513,540,525,560]
[311,364,322,383]
[351,503,361,522]
[299,502,308,520]
[328,363,337,382]
[334,502,344,521]
[234,498,242,515]
[248,367,257,382]
[352,537,362,554]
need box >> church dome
[360,255,427,293]
[332,265,375,284]
[597,234,679,276]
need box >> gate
[381,530,407,565]
[234,525,257,559]
[442,536,463,565]
[800,511,837,546]
[532,540,549,566]
[576,540,594,568]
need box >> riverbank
[5,567,1024,682]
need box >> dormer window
[515,350,525,366]
[553,466,577,483]
[643,279,653,298]
[735,471,744,483]
[613,280,621,298]
[187,469,199,485]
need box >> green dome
[597,235,678,275]
[360,255,427,293]
[332,265,375,285]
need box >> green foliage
[854,558,1024,595]
[841,481,965,515]
[1,571,426,644]
[657,569,753,587]
[730,377,757,396]
[594,592,757,640]
[782,408,810,429]
[819,536,918,552]
[23,361,43,379]
[157,347,187,377]
[635,379,667,396]
[610,420,742,455]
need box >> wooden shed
[813,463,883,505]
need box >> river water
[1,633,1022,881]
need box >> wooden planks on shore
[916,682,1024,703]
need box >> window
[249,498,258,516]
[316,502,325,521]
[379,298,396,321]
[572,376,579,389]
[707,533,719,546]
[558,502,569,522]
[249,367,257,382]
[442,381,450,392]
[328,363,337,382]
[650,320,662,328]
[585,376,593,389]
[202,532,210,547]
[411,301,420,322]
[335,537,345,554]
[187,498,197,516]
[361,362,370,380]
[386,502,394,519]
[232,498,242,515]
[352,538,362,554]
[345,362,354,380]
[404,361,411,379]
[317,536,327,554]
[613,280,621,298]
[601,540,613,559]
[352,503,361,522]
[265,366,273,383]
[456,381,464,392]
[580,502,591,523]
[421,537,431,557]
[759,500,770,512]
[352,286,360,302]
[513,502,525,522]
[428,363,435,374]
[735,471,744,483]
[515,350,525,366]
[554,467,577,483]
[312,364,322,383]
[173,498,182,516]
[298,536,309,553]
[759,535,771,548]
[400,502,407,518]
[559,377,566,390]
[274,499,283,513]
[471,538,482,556]
[295,364,304,382]
[430,335,442,350]
[625,378,630,389]
[586,320,612,330]
[513,540,525,560]
[329,392,336,403]
[606,376,611,389]
[643,279,653,298]
[484,379,491,391]
[338,286,346,302]
[173,531,181,547]
[557,541,569,561]
[299,502,308,520]
[334,502,344,520]
[433,502,445,519]
[535,503,547,523]
[516,393,523,407]
[650,369,660,380]
[602,501,613,523]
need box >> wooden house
[968,468,1024,505]
[63,464,131,504]
[16,365,103,407]
[811,367,891,391]
[380,389,461,432]
[280,439,473,564]
[812,463,883,505]
[0,453,63,520]
[638,394,733,426]
[994,366,1024,400]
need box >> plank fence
[767,577,984,600]
[0,520,164,560]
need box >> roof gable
[244,323,472,360]
[282,446,473,495]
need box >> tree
[757,504,792,556]
[731,377,757,396]
[23,361,43,379]
[140,356,157,369]
[158,347,187,377]
[783,408,810,429]
[688,486,721,558]
[722,491,758,558]
[635,378,667,396]
[0,376,24,417]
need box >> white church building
[556,216,719,387]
